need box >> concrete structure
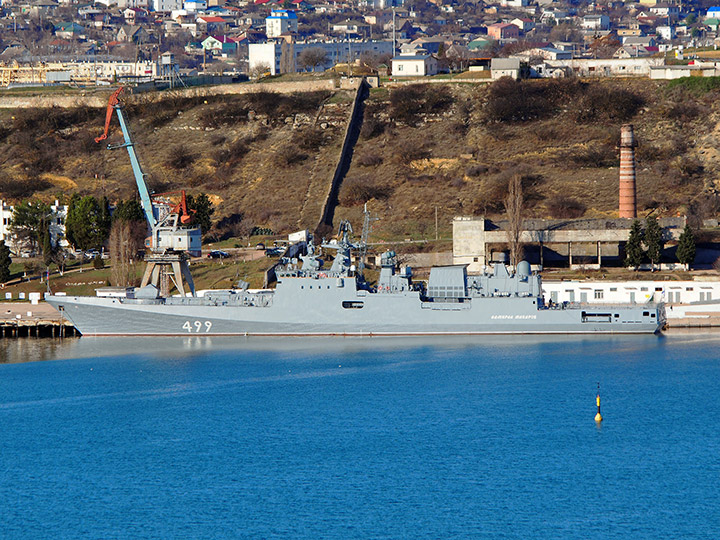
[491,57,521,79]
[541,279,720,306]
[266,9,298,38]
[249,40,393,75]
[452,217,685,273]
[619,124,637,219]
[582,14,610,30]
[151,0,182,10]
[545,57,663,77]
[391,51,438,77]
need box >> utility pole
[435,206,438,241]
[392,5,396,55]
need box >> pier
[0,303,78,338]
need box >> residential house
[332,19,371,37]
[266,9,298,37]
[511,17,534,33]
[582,14,610,30]
[201,34,237,55]
[117,25,149,42]
[54,21,84,39]
[152,0,182,11]
[197,15,228,33]
[707,6,720,19]
[613,45,653,57]
[391,50,438,77]
[649,3,679,20]
[656,25,675,40]
[705,18,720,32]
[0,199,69,254]
[184,0,206,11]
[486,22,519,40]
[623,35,656,47]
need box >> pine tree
[645,215,663,271]
[625,219,644,269]
[676,224,696,269]
[0,240,11,283]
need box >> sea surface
[1,333,719,539]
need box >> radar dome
[517,261,531,277]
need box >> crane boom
[97,87,155,228]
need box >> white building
[184,0,206,11]
[152,0,182,11]
[265,9,298,38]
[582,14,610,30]
[249,40,393,75]
[0,200,69,254]
[391,51,438,77]
[541,280,720,306]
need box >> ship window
[594,290,603,299]
[643,311,649,317]
[641,287,648,291]
[655,287,662,291]
[686,287,693,291]
[614,314,619,317]
[610,287,617,292]
[342,301,364,309]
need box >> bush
[165,145,197,170]
[360,104,386,139]
[293,127,325,151]
[340,176,392,205]
[0,175,51,200]
[357,153,383,167]
[548,196,586,218]
[664,102,701,123]
[389,84,452,125]
[575,86,644,123]
[566,143,618,168]
[484,77,552,123]
[666,76,720,95]
[93,255,105,269]
[276,144,307,166]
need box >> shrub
[276,144,307,166]
[93,255,105,269]
[566,143,618,168]
[340,176,392,205]
[484,77,551,123]
[666,76,720,95]
[548,196,586,218]
[357,153,383,167]
[664,102,701,123]
[293,127,325,151]
[0,175,51,200]
[575,86,644,123]
[389,84,452,125]
[466,164,488,177]
[360,104,386,139]
[165,145,197,170]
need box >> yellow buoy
[595,384,603,423]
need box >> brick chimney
[619,124,637,219]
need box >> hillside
[1,77,719,241]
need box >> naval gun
[96,87,201,297]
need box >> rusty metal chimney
[619,124,637,218]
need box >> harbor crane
[96,87,201,297]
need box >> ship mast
[358,203,378,276]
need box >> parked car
[207,250,230,259]
[265,247,285,257]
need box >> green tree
[644,216,663,271]
[186,193,214,237]
[65,195,111,250]
[113,199,145,223]
[42,226,54,267]
[676,223,696,268]
[0,240,11,283]
[624,219,644,269]
[10,200,52,254]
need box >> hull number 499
[183,320,213,333]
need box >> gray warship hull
[47,284,663,336]
[46,232,663,336]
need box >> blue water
[1,333,719,539]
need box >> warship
[46,223,664,336]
